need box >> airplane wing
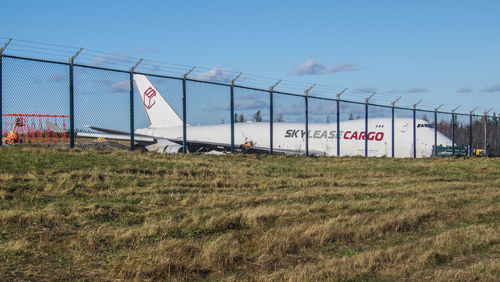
[76,131,155,143]
[47,121,308,155]
[75,125,229,153]
[85,126,156,139]
[82,126,299,154]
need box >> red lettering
[360,131,366,140]
[367,132,375,140]
[375,132,384,141]
[351,131,358,140]
[344,131,351,139]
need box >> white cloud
[405,87,429,94]
[354,87,377,94]
[96,79,129,93]
[48,73,66,82]
[238,92,268,100]
[482,84,500,92]
[215,99,268,111]
[387,89,401,94]
[90,54,133,67]
[457,87,473,93]
[290,59,358,75]
[110,80,130,93]
[194,67,232,83]
[136,47,159,54]
[387,87,429,94]
[310,102,336,115]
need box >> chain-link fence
[1,41,499,157]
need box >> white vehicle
[80,74,453,158]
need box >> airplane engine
[146,142,183,154]
[161,144,183,154]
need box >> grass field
[0,147,499,281]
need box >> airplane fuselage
[135,118,452,158]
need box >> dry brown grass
[0,146,499,280]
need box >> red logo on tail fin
[144,87,156,109]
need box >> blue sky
[2,0,500,117]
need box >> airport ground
[0,147,499,280]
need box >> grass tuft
[0,147,499,280]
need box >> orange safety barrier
[2,114,69,144]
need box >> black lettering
[328,130,336,139]
[320,130,328,139]
[285,129,292,138]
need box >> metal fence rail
[0,40,499,157]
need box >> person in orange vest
[5,117,23,144]
[5,130,19,144]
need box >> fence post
[451,105,460,156]
[304,84,316,157]
[470,114,473,156]
[365,92,375,157]
[391,97,401,158]
[68,48,82,149]
[484,108,493,156]
[498,114,500,156]
[469,107,477,157]
[129,59,142,151]
[434,104,443,156]
[269,80,281,154]
[230,73,242,154]
[182,67,195,154]
[336,88,347,157]
[413,99,422,158]
[484,113,487,156]
[0,38,11,146]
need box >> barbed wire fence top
[0,36,497,116]
[0,37,499,157]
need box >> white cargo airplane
[79,74,453,158]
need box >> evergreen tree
[253,110,262,122]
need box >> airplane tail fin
[133,74,183,128]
